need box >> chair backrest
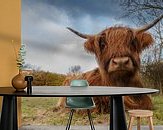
[70,79,89,87]
[66,79,95,108]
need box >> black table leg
[0,96,18,130]
[110,96,127,130]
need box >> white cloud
[22,3,97,74]
[25,42,97,74]
[22,1,131,74]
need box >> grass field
[21,95,163,126]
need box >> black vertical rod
[110,96,127,130]
[87,109,95,130]
[0,96,18,130]
[13,96,18,130]
[66,109,74,130]
[25,76,33,94]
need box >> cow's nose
[109,57,133,71]
[112,57,129,66]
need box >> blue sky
[22,0,135,74]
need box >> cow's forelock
[97,28,139,62]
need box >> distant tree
[32,70,65,86]
[141,62,163,94]
[120,0,163,63]
[68,65,81,75]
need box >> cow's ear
[84,37,95,53]
[136,32,153,51]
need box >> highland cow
[57,15,163,113]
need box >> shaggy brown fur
[57,26,154,113]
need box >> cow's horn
[67,27,91,39]
[136,14,163,33]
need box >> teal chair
[65,80,95,130]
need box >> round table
[0,86,159,130]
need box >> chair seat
[128,109,153,117]
[66,97,95,109]
[65,80,95,130]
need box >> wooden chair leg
[128,116,134,130]
[148,116,154,130]
[137,117,141,130]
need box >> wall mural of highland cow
[22,0,163,114]
[57,15,163,113]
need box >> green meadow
[21,95,163,126]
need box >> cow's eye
[99,37,106,50]
[131,39,138,50]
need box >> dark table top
[0,86,159,97]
